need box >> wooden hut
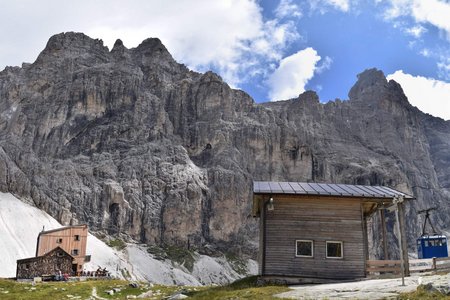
[253,181,413,282]
[16,247,73,279]
[36,224,89,273]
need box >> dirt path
[91,287,107,300]
[276,273,449,299]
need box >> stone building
[16,247,73,279]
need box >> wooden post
[380,209,389,260]
[398,201,410,276]
[363,217,369,261]
[259,199,266,275]
[361,204,369,275]
[394,203,405,286]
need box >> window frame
[326,241,344,259]
[295,239,314,258]
[71,249,79,256]
[56,238,63,244]
[74,235,80,241]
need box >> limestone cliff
[0,32,449,257]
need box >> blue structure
[417,235,448,259]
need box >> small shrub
[225,253,248,275]
[106,239,126,250]
[147,245,195,272]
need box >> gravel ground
[276,273,450,299]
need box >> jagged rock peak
[111,38,129,59]
[200,71,223,83]
[348,68,411,107]
[133,37,178,68]
[297,90,319,103]
[33,32,110,67]
[42,32,108,53]
[136,37,169,54]
[348,68,388,100]
[113,39,124,48]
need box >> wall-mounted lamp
[267,197,274,211]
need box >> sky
[0,0,449,120]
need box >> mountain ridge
[0,32,449,258]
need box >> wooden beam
[397,201,410,276]
[260,199,266,276]
[380,209,389,260]
[361,204,369,273]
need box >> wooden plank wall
[264,196,365,279]
[37,226,88,270]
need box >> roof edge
[39,224,88,236]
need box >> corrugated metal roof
[253,181,413,199]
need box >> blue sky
[0,0,449,119]
[243,0,449,103]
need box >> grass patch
[147,245,196,272]
[120,268,132,280]
[106,238,126,251]
[225,252,249,275]
[147,245,167,260]
[0,277,288,300]
[398,284,450,300]
[0,279,177,300]
[185,276,290,300]
[166,246,196,272]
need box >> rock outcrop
[0,32,449,257]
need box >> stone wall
[16,247,73,279]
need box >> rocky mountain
[0,32,449,258]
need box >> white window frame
[71,249,79,256]
[326,241,343,259]
[295,240,314,258]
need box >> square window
[296,240,313,257]
[56,238,63,244]
[74,235,80,241]
[326,241,343,259]
[71,249,79,256]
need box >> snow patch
[0,192,257,284]
[0,192,61,277]
[126,244,200,285]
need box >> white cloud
[382,0,450,39]
[420,48,430,57]
[0,0,300,88]
[382,0,410,19]
[405,25,427,38]
[268,48,322,101]
[412,0,450,39]
[438,58,450,81]
[387,70,450,120]
[316,56,333,74]
[310,0,351,13]
[275,0,302,19]
[327,0,350,11]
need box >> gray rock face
[0,32,449,257]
